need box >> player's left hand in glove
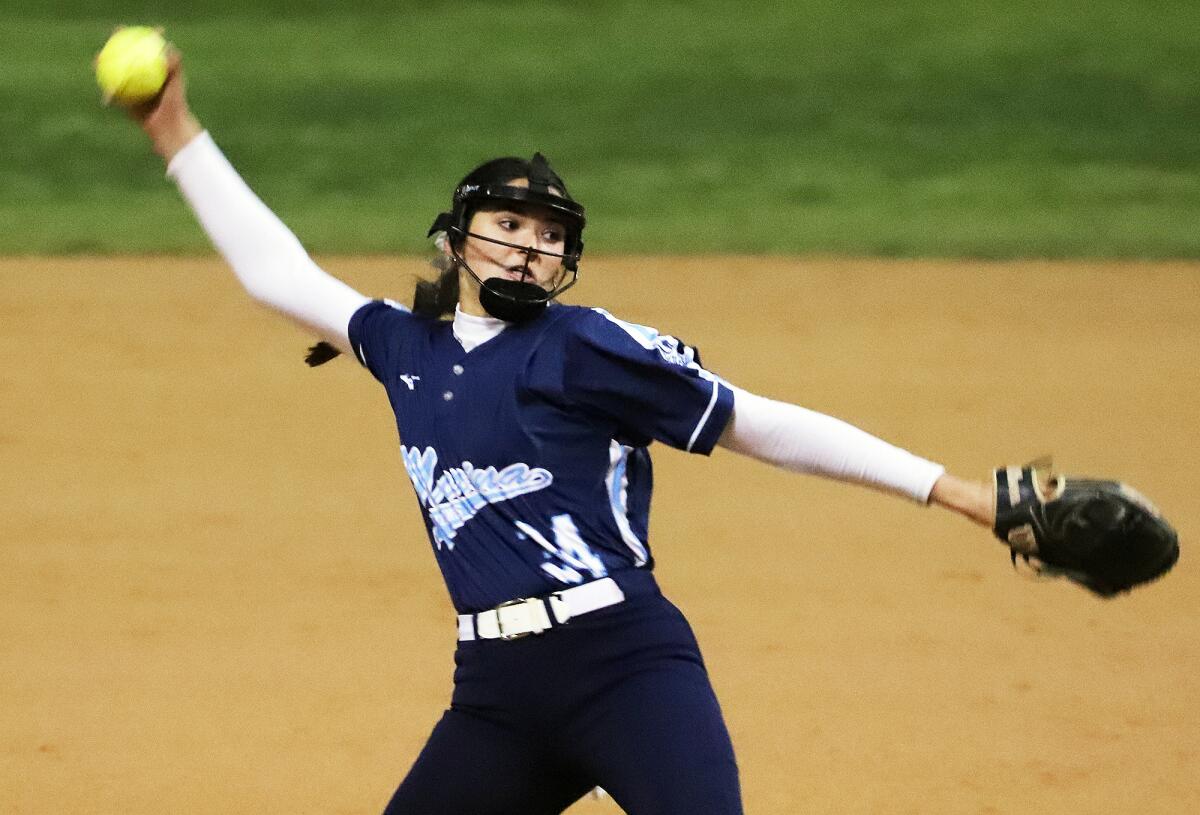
[992,465,1179,597]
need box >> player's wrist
[930,474,993,528]
[147,113,203,163]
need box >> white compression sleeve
[718,387,945,504]
[165,131,369,351]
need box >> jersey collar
[453,305,509,352]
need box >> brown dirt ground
[2,256,1198,815]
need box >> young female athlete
[129,52,997,815]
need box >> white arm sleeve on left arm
[717,387,945,504]
[166,131,369,352]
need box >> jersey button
[442,390,454,401]
[452,364,464,375]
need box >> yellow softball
[95,26,168,106]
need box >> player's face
[460,180,570,292]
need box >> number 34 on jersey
[401,444,607,586]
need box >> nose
[513,228,547,266]
[523,225,549,252]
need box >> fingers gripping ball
[993,465,1179,597]
[95,26,168,106]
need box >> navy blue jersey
[348,301,735,613]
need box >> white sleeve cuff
[720,387,945,504]
[165,129,217,179]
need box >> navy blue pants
[382,570,743,814]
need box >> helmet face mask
[428,153,586,322]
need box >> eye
[498,217,518,231]
[543,228,565,243]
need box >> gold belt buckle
[494,598,534,641]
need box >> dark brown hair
[412,253,461,319]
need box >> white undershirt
[165,130,944,505]
[453,306,508,352]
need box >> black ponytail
[412,256,460,319]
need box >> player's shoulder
[541,304,699,367]
[348,298,446,370]
[352,298,447,336]
[544,304,658,342]
[355,298,416,321]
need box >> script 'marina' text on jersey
[401,445,553,548]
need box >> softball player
[130,54,997,814]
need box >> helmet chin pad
[479,277,549,323]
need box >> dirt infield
[3,256,1197,814]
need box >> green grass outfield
[5,1,1200,256]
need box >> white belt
[457,577,626,641]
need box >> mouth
[502,266,534,281]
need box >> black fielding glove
[993,465,1179,597]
